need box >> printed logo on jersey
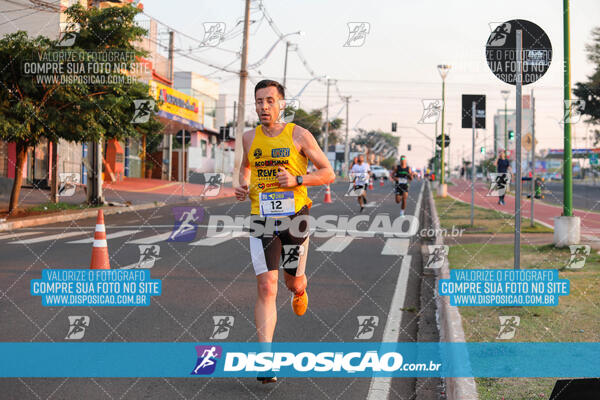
[271,148,290,158]
[255,159,288,167]
[253,148,262,159]
[257,169,278,178]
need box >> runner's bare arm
[278,126,335,187]
[235,130,254,200]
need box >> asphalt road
[0,180,437,400]
[540,181,600,212]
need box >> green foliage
[0,4,162,146]
[380,157,396,170]
[574,26,600,126]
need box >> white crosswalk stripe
[0,231,44,241]
[67,230,142,244]
[10,231,90,244]
[381,238,410,256]
[190,230,248,246]
[126,231,173,244]
[316,236,354,252]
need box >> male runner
[235,80,335,384]
[392,155,412,216]
[350,154,370,212]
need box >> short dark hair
[255,80,285,99]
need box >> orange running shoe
[292,290,308,316]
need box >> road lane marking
[316,236,354,252]
[67,230,142,244]
[367,183,422,400]
[126,231,172,244]
[10,231,90,244]
[366,256,412,400]
[0,231,43,241]
[189,230,248,246]
[381,238,410,256]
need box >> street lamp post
[437,64,451,197]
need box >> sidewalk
[446,179,600,244]
[0,177,235,225]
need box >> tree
[574,26,600,136]
[0,4,162,212]
[352,129,400,161]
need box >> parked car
[370,165,390,180]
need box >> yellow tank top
[248,123,312,215]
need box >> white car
[370,165,390,180]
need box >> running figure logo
[487,173,511,197]
[57,22,80,47]
[210,316,234,340]
[201,173,224,197]
[487,22,512,47]
[58,173,80,197]
[425,245,449,269]
[562,100,586,124]
[201,23,226,47]
[136,245,160,269]
[278,99,300,123]
[282,244,305,271]
[344,22,370,47]
[191,345,222,375]
[168,207,203,242]
[131,100,155,124]
[65,316,90,340]
[355,316,379,339]
[418,99,443,124]
[346,172,369,197]
[496,316,520,340]
[565,245,590,270]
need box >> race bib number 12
[260,191,295,217]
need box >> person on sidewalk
[496,150,511,205]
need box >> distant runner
[392,155,412,216]
[350,154,370,212]
[235,80,335,384]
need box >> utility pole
[343,96,351,178]
[233,0,251,188]
[283,41,289,88]
[323,78,331,154]
[515,29,523,270]
[166,30,175,181]
[531,90,536,227]
[563,0,573,217]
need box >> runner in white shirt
[350,154,370,212]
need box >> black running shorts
[249,205,310,276]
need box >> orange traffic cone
[368,178,374,190]
[90,209,110,269]
[379,177,384,186]
[323,185,332,203]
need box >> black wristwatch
[296,175,303,186]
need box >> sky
[141,0,600,168]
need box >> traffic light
[391,122,397,132]
[508,130,515,140]
[480,146,485,154]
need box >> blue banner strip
[1,343,599,378]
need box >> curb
[0,202,166,232]
[426,181,479,400]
